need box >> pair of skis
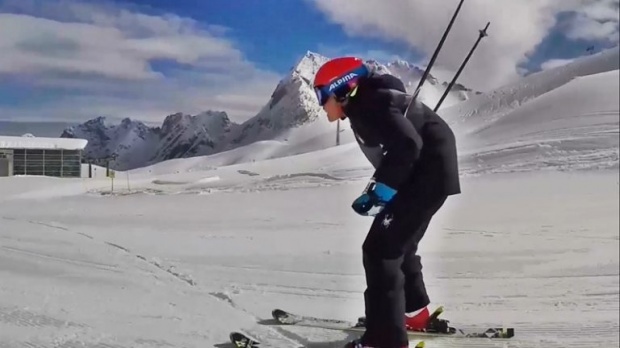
[229,306,515,347]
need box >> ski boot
[356,306,454,334]
[408,306,453,333]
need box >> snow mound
[442,46,620,131]
[459,69,619,175]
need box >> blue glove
[351,179,397,216]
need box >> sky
[0,0,618,125]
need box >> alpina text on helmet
[328,73,357,92]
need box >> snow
[441,46,620,132]
[455,69,619,175]
[0,135,88,150]
[0,46,619,347]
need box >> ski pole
[412,0,465,100]
[434,21,490,111]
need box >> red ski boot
[405,306,430,331]
[406,306,452,333]
[356,306,450,332]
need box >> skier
[312,56,461,348]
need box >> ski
[229,331,261,348]
[230,330,428,348]
[271,307,515,340]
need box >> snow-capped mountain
[226,51,474,148]
[61,51,476,170]
[151,111,238,163]
[61,111,238,170]
[221,51,332,150]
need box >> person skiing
[312,56,461,348]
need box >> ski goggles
[314,85,332,106]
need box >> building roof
[0,135,88,150]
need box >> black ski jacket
[342,71,461,196]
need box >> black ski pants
[360,188,447,348]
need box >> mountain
[61,111,238,170]
[60,51,477,170]
[224,51,476,149]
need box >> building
[0,135,88,178]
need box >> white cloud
[0,0,282,123]
[308,0,619,91]
[562,0,620,42]
[315,43,408,63]
[540,58,577,70]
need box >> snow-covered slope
[0,136,617,348]
[458,69,619,174]
[441,46,620,132]
[440,46,620,175]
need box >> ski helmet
[313,56,369,106]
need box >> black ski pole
[413,0,465,100]
[434,21,490,112]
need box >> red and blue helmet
[313,56,369,106]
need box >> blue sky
[0,0,618,124]
[112,0,617,74]
[121,0,431,72]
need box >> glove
[351,179,397,216]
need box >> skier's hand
[351,179,397,216]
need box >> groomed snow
[0,135,88,151]
[0,158,617,348]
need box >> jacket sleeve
[370,91,423,189]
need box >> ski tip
[500,327,516,338]
[271,308,287,320]
[414,341,426,348]
[229,331,260,347]
[485,327,515,339]
[472,327,516,339]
